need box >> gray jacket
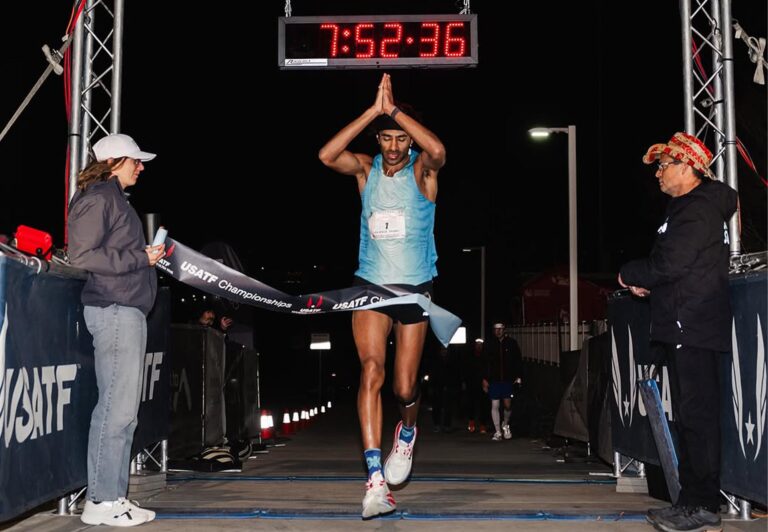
[68,178,157,315]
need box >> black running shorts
[352,276,434,324]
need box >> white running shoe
[502,423,512,440]
[81,499,149,527]
[383,421,417,485]
[361,471,396,519]
[491,431,503,441]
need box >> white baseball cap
[92,134,156,162]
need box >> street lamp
[528,125,579,351]
[461,246,486,341]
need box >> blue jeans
[84,304,147,502]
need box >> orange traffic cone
[260,409,274,440]
[281,411,294,435]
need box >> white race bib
[369,210,406,240]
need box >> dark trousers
[431,383,454,428]
[664,344,721,511]
[464,384,489,426]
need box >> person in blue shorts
[482,322,523,441]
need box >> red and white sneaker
[361,471,396,519]
[383,421,417,486]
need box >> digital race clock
[278,14,478,69]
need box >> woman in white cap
[68,133,164,527]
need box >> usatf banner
[721,272,767,505]
[608,292,672,465]
[156,238,462,346]
[0,256,96,522]
[608,270,768,506]
[0,255,171,523]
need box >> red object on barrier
[14,225,53,260]
[260,409,274,441]
[281,411,294,435]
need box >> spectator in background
[218,314,233,333]
[196,307,216,327]
[193,303,233,333]
[463,337,489,434]
[482,322,523,441]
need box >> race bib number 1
[369,210,406,240]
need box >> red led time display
[278,14,478,69]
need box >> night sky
[1,1,765,398]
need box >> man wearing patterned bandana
[619,132,737,532]
[319,73,446,519]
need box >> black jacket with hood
[620,179,737,352]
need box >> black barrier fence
[535,331,621,467]
[553,348,589,442]
[608,271,767,506]
[553,340,610,451]
[168,324,226,459]
[225,342,260,442]
[167,326,262,461]
[0,256,171,523]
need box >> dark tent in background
[521,267,615,324]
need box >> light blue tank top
[355,150,438,285]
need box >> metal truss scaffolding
[680,0,741,255]
[67,0,125,202]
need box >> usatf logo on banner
[332,295,386,310]
[141,352,164,402]
[297,296,323,314]
[180,261,219,283]
[731,316,767,461]
[612,326,638,427]
[611,325,674,427]
[0,304,78,447]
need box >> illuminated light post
[528,125,579,351]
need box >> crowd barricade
[0,255,170,523]
[608,271,767,506]
[167,324,225,459]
